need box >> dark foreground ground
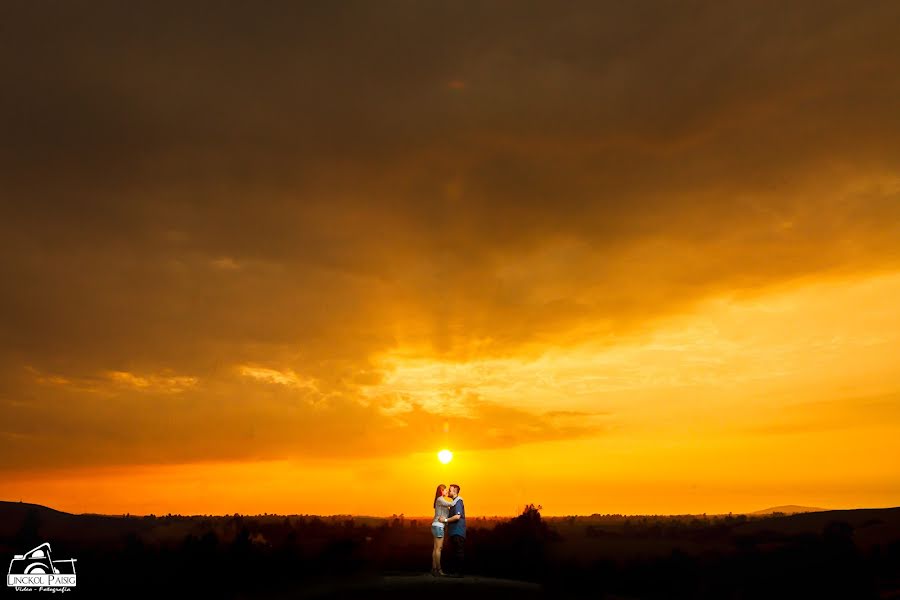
[289,573,544,599]
[1,501,898,599]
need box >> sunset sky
[1,1,899,517]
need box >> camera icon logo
[7,543,77,589]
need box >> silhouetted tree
[484,503,559,580]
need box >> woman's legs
[431,524,447,574]
[435,536,444,574]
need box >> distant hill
[0,500,76,532]
[751,505,828,515]
[0,500,141,543]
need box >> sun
[437,449,453,464]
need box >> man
[442,484,465,577]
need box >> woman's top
[433,496,459,527]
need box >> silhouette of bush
[472,503,560,580]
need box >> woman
[431,484,459,576]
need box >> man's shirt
[446,497,466,538]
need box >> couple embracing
[431,483,465,577]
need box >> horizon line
[5,499,900,519]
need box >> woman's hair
[434,484,446,508]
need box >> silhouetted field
[1,501,898,599]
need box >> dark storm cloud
[1,1,899,469]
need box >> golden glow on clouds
[27,367,198,394]
[238,365,318,390]
[365,270,900,423]
[2,271,897,515]
[106,370,198,393]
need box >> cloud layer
[1,1,899,473]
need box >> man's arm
[445,499,464,523]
